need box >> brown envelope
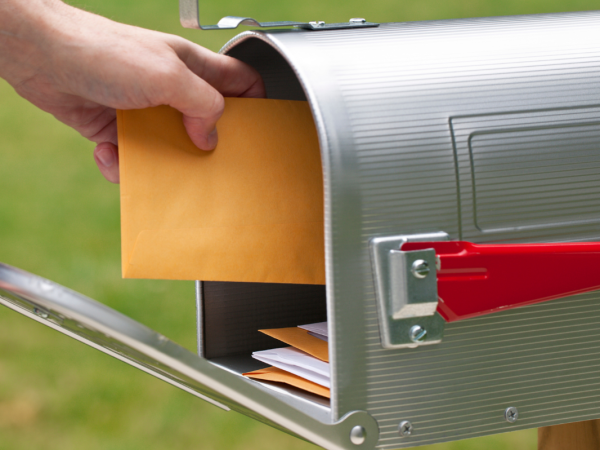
[259,327,329,362]
[243,366,330,398]
[117,98,325,284]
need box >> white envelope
[299,321,328,341]
[252,347,330,387]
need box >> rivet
[411,259,430,279]
[309,20,326,27]
[409,325,427,343]
[398,420,413,437]
[349,425,366,445]
[349,18,367,23]
[504,406,519,423]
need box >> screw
[398,420,413,437]
[505,406,519,423]
[349,18,367,24]
[349,425,366,445]
[34,307,49,319]
[409,325,427,343]
[411,259,430,279]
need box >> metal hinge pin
[349,425,367,445]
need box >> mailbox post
[539,420,600,450]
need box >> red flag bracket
[369,233,600,349]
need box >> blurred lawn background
[1,0,598,449]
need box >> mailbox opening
[225,37,308,102]
[197,281,328,406]
[198,36,330,408]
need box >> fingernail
[97,147,115,167]
[206,128,218,149]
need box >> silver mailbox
[3,7,600,450]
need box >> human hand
[0,0,265,183]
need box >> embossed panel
[452,107,600,242]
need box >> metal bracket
[370,232,449,349]
[180,0,379,30]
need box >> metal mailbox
[3,5,600,449]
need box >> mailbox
[3,5,600,449]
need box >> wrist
[0,0,73,86]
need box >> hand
[0,0,265,183]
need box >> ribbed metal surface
[224,11,600,448]
[369,292,600,448]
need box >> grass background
[1,0,598,448]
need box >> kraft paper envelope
[244,367,330,398]
[259,327,329,362]
[243,366,331,398]
[117,98,325,284]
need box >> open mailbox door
[0,263,378,450]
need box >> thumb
[160,63,225,150]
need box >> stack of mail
[243,322,329,398]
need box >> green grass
[1,0,598,448]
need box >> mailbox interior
[197,280,329,411]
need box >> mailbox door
[0,263,379,450]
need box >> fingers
[158,63,225,150]
[94,142,120,183]
[182,113,219,150]
[87,115,118,146]
[162,42,266,150]
[170,39,266,99]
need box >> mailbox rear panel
[223,11,600,448]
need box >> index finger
[170,39,266,98]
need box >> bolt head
[411,259,430,278]
[398,420,413,437]
[504,406,519,423]
[349,425,366,445]
[409,325,427,343]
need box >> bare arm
[0,0,265,183]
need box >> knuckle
[208,92,225,119]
